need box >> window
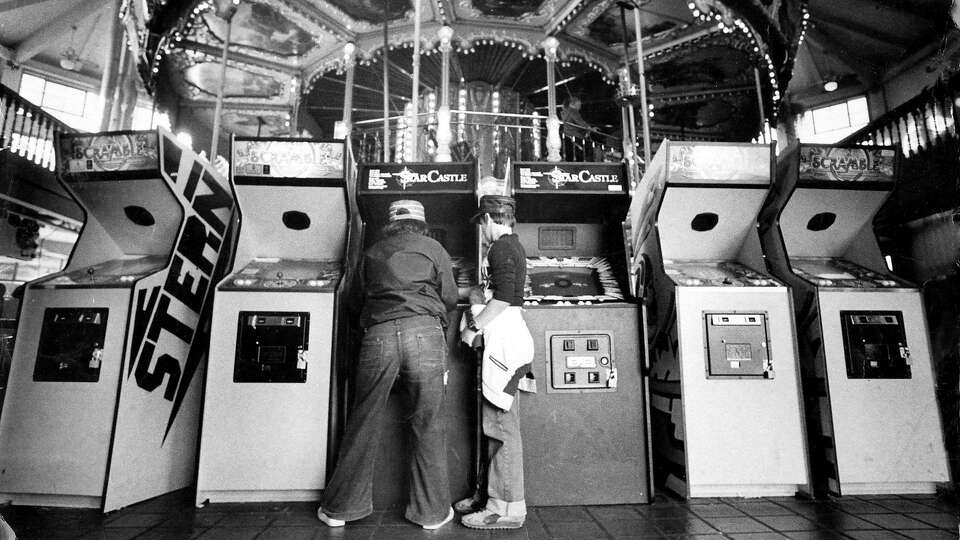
[18,72,101,132]
[796,96,870,144]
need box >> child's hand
[468,286,486,305]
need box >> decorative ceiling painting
[139,0,808,154]
[202,2,316,56]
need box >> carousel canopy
[137,0,809,147]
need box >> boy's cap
[471,195,516,223]
[388,199,426,222]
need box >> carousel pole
[436,26,454,162]
[753,67,767,143]
[382,0,390,162]
[630,1,652,165]
[542,36,561,162]
[210,0,239,160]
[407,0,421,161]
[339,42,357,139]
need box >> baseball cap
[470,195,516,223]
[388,199,426,222]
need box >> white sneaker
[316,507,345,527]
[422,507,455,530]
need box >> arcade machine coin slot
[234,311,310,383]
[630,141,808,499]
[197,137,349,504]
[0,128,235,511]
[840,311,910,379]
[509,161,647,505]
[33,308,108,382]
[354,161,478,509]
[759,142,948,496]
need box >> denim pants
[482,397,527,518]
[320,314,450,526]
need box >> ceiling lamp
[59,25,82,71]
[822,77,838,92]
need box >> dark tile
[270,510,326,527]
[753,515,821,531]
[542,520,607,538]
[76,529,150,540]
[524,516,550,540]
[783,532,851,540]
[598,517,662,536]
[190,513,227,528]
[315,525,377,539]
[860,514,936,529]
[873,499,943,514]
[701,516,773,533]
[827,500,890,514]
[730,501,797,516]
[134,528,208,539]
[906,512,960,529]
[843,531,908,539]
[806,512,881,530]
[584,505,643,520]
[213,512,277,527]
[194,527,264,539]
[535,506,594,522]
[688,503,747,518]
[773,501,833,518]
[643,505,695,519]
[653,517,718,535]
[254,527,318,540]
[727,533,788,539]
[894,530,959,540]
[103,512,168,527]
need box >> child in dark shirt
[458,195,534,530]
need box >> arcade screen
[222,258,343,291]
[792,258,907,288]
[523,257,623,304]
[664,261,781,287]
[35,255,167,288]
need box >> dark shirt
[488,233,526,306]
[360,231,458,328]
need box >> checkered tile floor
[1,489,957,539]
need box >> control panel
[34,308,108,382]
[234,312,310,383]
[840,310,911,379]
[704,312,773,378]
[547,331,617,393]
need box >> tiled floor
[1,489,957,539]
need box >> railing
[352,110,619,166]
[0,84,76,171]
[840,74,957,155]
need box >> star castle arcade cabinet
[759,143,949,496]
[0,129,235,511]
[630,141,809,498]
[510,161,649,505]
[196,137,350,504]
[355,161,478,508]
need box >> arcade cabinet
[354,162,478,508]
[196,137,350,503]
[630,141,809,498]
[759,143,949,496]
[511,161,649,505]
[0,129,234,511]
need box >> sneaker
[453,494,484,513]
[462,509,524,529]
[316,507,345,527]
[422,507,455,530]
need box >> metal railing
[352,110,619,164]
[0,84,76,171]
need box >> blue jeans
[482,397,527,517]
[321,314,450,526]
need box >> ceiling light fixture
[823,78,838,92]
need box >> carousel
[132,0,807,175]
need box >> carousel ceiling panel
[452,0,557,24]
[323,0,412,25]
[182,62,286,99]
[200,3,315,56]
[646,44,755,89]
